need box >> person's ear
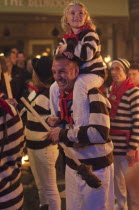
[74,65,79,77]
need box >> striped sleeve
[0,182,23,209]
[0,107,24,209]
[33,94,50,115]
[26,91,51,141]
[0,113,24,190]
[127,88,139,149]
[59,88,111,146]
[110,87,139,155]
[74,31,101,61]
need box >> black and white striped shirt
[110,86,139,156]
[57,88,113,169]
[25,89,51,149]
[59,29,105,79]
[0,103,24,209]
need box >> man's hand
[126,149,136,165]
[46,116,60,127]
[47,127,62,144]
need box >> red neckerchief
[27,84,39,93]
[109,78,134,119]
[0,98,14,117]
[136,84,139,87]
[63,25,91,42]
[79,25,91,32]
[59,90,73,124]
[64,33,78,42]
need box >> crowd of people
[0,1,139,210]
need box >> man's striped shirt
[0,103,25,209]
[58,88,113,165]
[110,86,139,156]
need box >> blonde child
[51,1,105,126]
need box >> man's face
[17,53,25,63]
[10,52,17,65]
[128,69,139,86]
[111,62,127,85]
[52,59,79,92]
[11,48,18,56]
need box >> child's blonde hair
[61,1,96,34]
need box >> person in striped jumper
[50,1,105,127]
[109,58,139,210]
[48,54,114,210]
[0,61,25,209]
[128,63,139,87]
[25,56,61,210]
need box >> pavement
[22,175,66,210]
[21,153,139,210]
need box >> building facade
[0,0,133,62]
[128,0,139,62]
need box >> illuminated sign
[0,0,129,16]
[0,0,70,7]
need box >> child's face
[66,5,87,30]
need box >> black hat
[32,56,53,83]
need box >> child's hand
[58,44,67,54]
[63,52,74,59]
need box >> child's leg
[73,74,104,127]
[50,81,60,116]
